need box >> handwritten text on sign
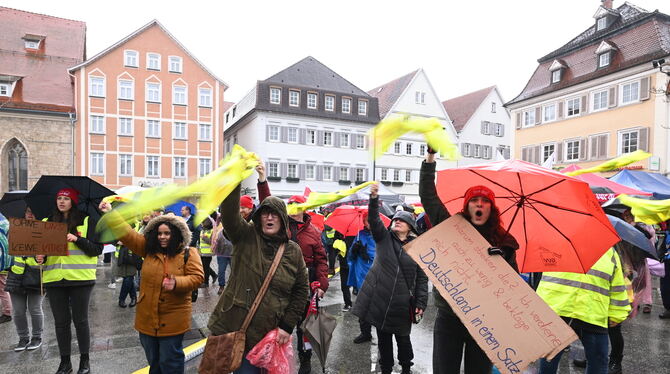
[8,218,68,256]
[404,215,577,373]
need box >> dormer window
[0,83,11,97]
[0,75,21,97]
[22,34,44,51]
[549,60,566,84]
[551,70,561,83]
[596,17,607,31]
[595,41,616,69]
[598,53,610,68]
[25,40,40,49]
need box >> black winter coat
[352,196,429,336]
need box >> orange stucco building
[69,20,227,189]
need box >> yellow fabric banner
[564,150,651,176]
[286,181,375,215]
[616,194,670,225]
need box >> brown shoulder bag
[198,243,285,374]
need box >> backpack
[184,249,198,303]
[0,214,12,271]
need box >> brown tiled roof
[367,70,418,118]
[0,7,85,111]
[442,86,495,132]
[222,101,234,113]
[507,3,670,106]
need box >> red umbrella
[324,205,391,236]
[307,211,325,232]
[561,165,652,197]
[436,160,620,273]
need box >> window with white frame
[91,153,104,175]
[0,83,11,97]
[523,109,536,127]
[340,133,350,147]
[355,168,364,182]
[306,129,316,145]
[119,117,132,135]
[393,169,400,181]
[147,156,160,177]
[593,90,608,111]
[287,127,298,143]
[199,88,212,107]
[494,123,504,136]
[356,135,365,149]
[124,50,138,67]
[491,102,497,113]
[287,163,298,178]
[323,165,332,181]
[543,103,556,122]
[325,95,335,111]
[90,115,104,133]
[474,144,481,158]
[566,97,580,117]
[598,53,610,68]
[119,154,132,176]
[551,70,561,83]
[199,123,212,141]
[406,143,413,155]
[419,144,426,156]
[147,120,160,137]
[483,146,492,159]
[482,121,490,134]
[415,91,426,104]
[289,90,300,107]
[173,122,187,139]
[270,87,281,104]
[147,53,160,70]
[596,17,607,31]
[358,100,368,115]
[89,77,105,97]
[542,144,555,163]
[619,129,639,154]
[199,158,211,177]
[119,80,134,100]
[307,92,317,109]
[381,169,388,181]
[339,167,349,181]
[306,164,316,180]
[323,131,333,146]
[146,82,160,102]
[342,98,351,113]
[173,85,187,105]
[268,126,279,142]
[463,143,471,157]
[405,170,412,182]
[169,56,182,73]
[565,140,580,161]
[621,81,640,105]
[174,157,186,178]
[268,162,279,178]
[24,39,40,49]
[394,142,401,154]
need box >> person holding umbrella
[419,150,519,374]
[347,212,376,344]
[37,188,103,374]
[352,183,428,374]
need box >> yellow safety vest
[42,216,98,283]
[200,229,213,255]
[537,248,631,328]
[11,256,39,275]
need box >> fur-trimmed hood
[143,214,192,249]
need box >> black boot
[129,297,137,308]
[401,366,413,374]
[298,350,312,374]
[77,353,90,374]
[609,358,622,374]
[55,356,73,374]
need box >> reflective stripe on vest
[11,256,38,275]
[42,216,98,283]
[200,230,212,254]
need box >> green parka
[207,185,309,351]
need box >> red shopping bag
[246,328,295,374]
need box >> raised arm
[219,184,254,244]
[256,161,271,203]
[98,202,147,258]
[367,184,389,242]
[419,153,451,226]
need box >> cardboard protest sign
[8,218,68,256]
[404,215,577,373]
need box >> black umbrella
[0,190,29,219]
[25,176,115,220]
[607,214,659,260]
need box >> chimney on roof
[601,0,613,9]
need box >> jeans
[216,256,231,287]
[539,326,609,374]
[47,285,93,356]
[139,332,185,374]
[10,291,44,339]
[376,328,413,372]
[0,273,12,315]
[119,276,136,303]
[660,261,670,310]
[234,356,263,374]
[433,308,491,374]
[339,255,351,307]
[608,323,623,362]
[201,256,217,283]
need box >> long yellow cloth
[286,181,375,215]
[616,194,670,225]
[564,150,651,176]
[368,115,460,160]
[96,145,259,241]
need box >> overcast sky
[6,0,668,104]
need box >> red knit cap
[462,185,495,212]
[56,188,80,205]
[288,195,307,204]
[240,195,254,209]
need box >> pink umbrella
[561,165,652,197]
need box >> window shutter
[640,77,650,101]
[521,147,528,162]
[590,136,599,159]
[556,141,563,162]
[535,107,541,125]
[316,165,323,181]
[334,167,340,180]
[608,87,617,108]
[299,129,306,144]
[558,102,564,119]
[280,127,288,143]
[504,147,511,160]
[364,168,369,181]
[280,163,287,177]
[265,125,270,142]
[581,95,588,114]
[598,134,608,158]
[579,138,587,160]
[317,130,324,146]
[334,132,340,147]
[487,145,493,159]
[533,145,541,164]
[498,124,505,137]
[299,164,305,179]
[351,135,357,149]
[639,127,649,151]
[516,112,522,129]
[461,143,468,156]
